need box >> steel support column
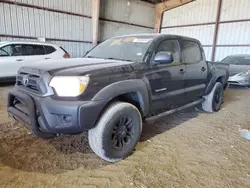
[211,0,223,61]
[92,0,100,45]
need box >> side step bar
[147,99,203,122]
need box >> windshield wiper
[105,57,133,62]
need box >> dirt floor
[0,85,250,188]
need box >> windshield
[221,56,250,65]
[86,36,154,62]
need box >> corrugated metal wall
[161,0,218,61]
[0,1,92,57]
[161,0,250,61]
[7,0,92,15]
[0,0,155,57]
[220,0,250,21]
[99,0,155,40]
[161,0,218,26]
[215,0,250,60]
[163,25,215,45]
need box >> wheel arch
[204,70,227,95]
[92,79,150,117]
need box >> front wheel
[202,82,224,112]
[88,102,142,162]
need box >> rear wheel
[88,102,142,162]
[202,82,224,112]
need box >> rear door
[0,44,25,77]
[181,40,207,102]
[22,44,47,66]
[146,38,187,112]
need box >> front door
[146,39,186,114]
[181,40,207,102]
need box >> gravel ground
[0,85,250,188]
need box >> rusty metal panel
[217,22,250,45]
[220,0,250,21]
[9,0,92,16]
[161,25,215,45]
[162,0,218,27]
[100,0,155,28]
[203,47,213,61]
[215,47,250,61]
[100,21,153,41]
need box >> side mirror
[154,51,174,65]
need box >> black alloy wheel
[111,117,134,150]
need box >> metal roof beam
[154,0,194,33]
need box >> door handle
[180,69,185,74]
[16,59,24,62]
[45,57,51,60]
[201,67,206,71]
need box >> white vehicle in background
[0,41,70,82]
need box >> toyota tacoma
[7,34,229,162]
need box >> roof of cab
[111,33,201,43]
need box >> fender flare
[204,69,227,95]
[92,79,149,116]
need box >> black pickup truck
[7,34,229,162]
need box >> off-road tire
[202,82,224,112]
[88,102,142,162]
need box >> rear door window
[182,41,202,63]
[23,45,45,56]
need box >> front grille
[16,72,47,94]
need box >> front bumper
[7,88,107,136]
[228,75,250,86]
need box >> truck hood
[21,58,133,76]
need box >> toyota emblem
[22,75,29,86]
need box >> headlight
[238,70,250,76]
[49,76,89,97]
